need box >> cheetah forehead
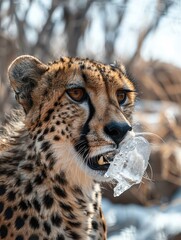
[45,57,135,92]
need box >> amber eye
[66,88,86,102]
[116,90,127,105]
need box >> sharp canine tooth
[98,156,105,165]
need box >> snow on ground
[103,188,181,240]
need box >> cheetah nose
[104,121,132,146]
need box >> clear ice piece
[104,136,151,197]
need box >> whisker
[134,131,165,143]
[74,139,87,147]
[147,162,153,180]
[143,172,152,182]
[77,145,87,155]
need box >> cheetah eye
[66,88,87,102]
[116,90,127,105]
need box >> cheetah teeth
[98,156,109,166]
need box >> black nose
[104,122,132,145]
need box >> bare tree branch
[126,0,174,70]
[63,0,92,56]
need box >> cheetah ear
[8,55,48,113]
[110,61,127,75]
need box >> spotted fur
[0,55,136,239]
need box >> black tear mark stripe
[74,96,95,159]
[82,97,95,135]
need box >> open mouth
[87,151,116,171]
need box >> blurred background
[0,0,181,239]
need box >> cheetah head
[8,55,136,183]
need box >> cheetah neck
[0,129,106,239]
[14,135,102,216]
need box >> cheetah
[0,55,136,239]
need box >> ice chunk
[104,136,151,197]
